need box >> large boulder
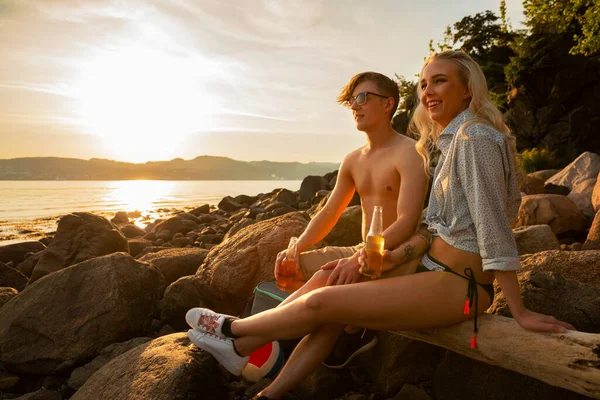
[161,276,214,330]
[323,205,362,246]
[582,211,600,250]
[189,204,210,216]
[571,177,597,195]
[567,192,595,218]
[119,224,146,238]
[490,269,600,333]
[0,287,18,309]
[567,177,597,217]
[153,214,201,237]
[195,212,310,315]
[593,171,600,212]
[513,194,585,234]
[519,250,600,288]
[223,218,256,241]
[512,225,560,255]
[0,261,28,291]
[68,337,151,390]
[528,169,560,182]
[217,196,244,212]
[520,175,545,195]
[72,333,229,400]
[0,241,46,266]
[127,237,153,257]
[544,151,600,192]
[17,212,128,284]
[299,175,327,202]
[13,388,61,400]
[0,253,163,374]
[138,248,208,286]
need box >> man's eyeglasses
[343,91,390,108]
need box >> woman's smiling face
[420,58,471,128]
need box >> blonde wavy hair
[409,50,518,176]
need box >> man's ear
[385,98,395,113]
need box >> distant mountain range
[0,156,339,180]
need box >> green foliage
[521,148,555,173]
[523,0,600,56]
[489,90,507,111]
[394,74,418,114]
[429,10,515,90]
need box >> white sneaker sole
[187,329,247,376]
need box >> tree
[428,9,515,101]
[523,0,600,56]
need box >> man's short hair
[337,72,400,121]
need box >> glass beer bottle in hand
[276,236,299,291]
[362,206,384,277]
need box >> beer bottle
[363,206,384,277]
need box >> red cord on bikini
[463,298,470,315]
[471,333,477,349]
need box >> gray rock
[0,287,18,309]
[17,212,128,284]
[72,333,229,400]
[513,194,584,234]
[195,212,309,316]
[189,204,210,216]
[512,224,560,255]
[0,241,46,266]
[68,337,151,390]
[0,253,163,374]
[545,151,600,191]
[0,261,28,291]
[490,269,600,332]
[138,248,208,286]
[119,223,146,238]
[127,238,153,257]
[324,205,362,246]
[299,175,327,202]
[528,169,560,182]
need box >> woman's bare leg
[234,269,333,355]
[231,271,492,341]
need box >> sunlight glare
[76,45,224,162]
[105,180,177,214]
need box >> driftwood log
[395,314,600,399]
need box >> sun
[75,45,221,162]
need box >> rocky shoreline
[0,155,599,399]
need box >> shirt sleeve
[455,126,521,272]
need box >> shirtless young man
[274,71,428,291]
[270,72,429,367]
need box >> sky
[0,0,526,163]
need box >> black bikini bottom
[416,252,494,348]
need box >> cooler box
[251,281,290,315]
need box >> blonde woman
[186,51,574,400]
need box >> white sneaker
[187,329,249,376]
[185,307,235,337]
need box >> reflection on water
[0,180,302,244]
[103,180,178,214]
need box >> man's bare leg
[258,323,345,399]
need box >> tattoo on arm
[404,244,415,262]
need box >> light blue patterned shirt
[424,109,522,272]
